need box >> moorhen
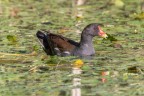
[36,23,107,57]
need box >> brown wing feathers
[36,30,76,55]
[49,34,75,52]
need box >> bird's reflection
[72,67,82,96]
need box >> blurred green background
[0,0,144,96]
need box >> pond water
[0,0,144,96]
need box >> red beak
[98,26,108,38]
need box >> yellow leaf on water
[111,0,124,8]
[73,59,84,68]
[135,12,144,19]
[58,27,70,34]
[7,35,17,43]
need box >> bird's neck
[79,33,94,48]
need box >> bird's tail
[36,30,56,55]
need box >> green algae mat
[0,0,144,96]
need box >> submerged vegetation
[0,0,144,96]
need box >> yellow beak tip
[102,34,108,38]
